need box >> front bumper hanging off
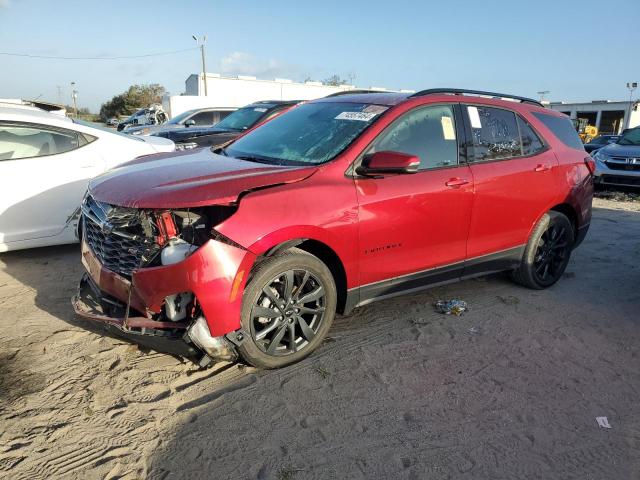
[71,238,256,363]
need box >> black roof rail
[324,89,389,98]
[409,88,544,108]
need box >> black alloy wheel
[512,211,575,289]
[238,248,336,369]
[251,269,327,356]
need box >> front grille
[81,195,156,278]
[601,175,640,187]
[84,216,147,277]
[606,156,640,171]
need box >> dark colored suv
[73,89,593,369]
[151,100,300,150]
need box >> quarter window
[467,106,521,161]
[517,116,545,156]
[0,124,87,161]
[367,105,458,170]
[532,112,584,150]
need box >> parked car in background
[151,100,301,150]
[0,105,175,252]
[72,89,592,369]
[583,134,620,153]
[125,108,233,136]
[592,127,640,188]
[117,104,168,131]
[106,117,120,127]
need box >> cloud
[218,51,301,80]
[0,0,10,8]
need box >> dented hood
[88,147,317,208]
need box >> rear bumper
[574,223,590,249]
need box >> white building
[162,73,408,120]
[549,99,640,134]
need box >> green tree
[322,74,348,86]
[99,84,166,121]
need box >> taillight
[584,156,596,175]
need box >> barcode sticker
[335,111,378,121]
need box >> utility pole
[626,82,637,129]
[70,81,78,118]
[537,90,550,102]
[192,35,208,96]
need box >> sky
[0,0,638,112]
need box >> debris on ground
[596,416,612,429]
[594,190,640,203]
[497,295,520,305]
[468,327,481,335]
[434,299,468,316]
[314,365,331,379]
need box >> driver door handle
[445,177,470,188]
[534,164,551,172]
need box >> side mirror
[185,119,196,127]
[356,151,420,176]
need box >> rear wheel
[238,248,336,369]
[511,211,574,289]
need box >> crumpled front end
[72,194,256,365]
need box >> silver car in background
[593,127,640,188]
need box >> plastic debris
[434,299,468,316]
[596,417,611,429]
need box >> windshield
[225,102,387,165]
[167,109,197,125]
[214,105,274,132]
[618,128,640,146]
[73,119,144,141]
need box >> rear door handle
[534,164,551,172]
[445,177,470,188]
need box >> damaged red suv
[73,89,593,369]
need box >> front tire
[238,248,336,369]
[511,211,574,289]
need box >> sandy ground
[1,198,639,480]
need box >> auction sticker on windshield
[335,111,378,121]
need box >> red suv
[73,89,593,369]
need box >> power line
[0,47,199,60]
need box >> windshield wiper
[235,155,275,164]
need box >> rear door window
[0,123,86,160]
[466,106,521,161]
[532,112,584,150]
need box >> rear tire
[238,248,336,369]
[511,211,574,290]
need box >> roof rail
[409,88,544,108]
[324,89,388,98]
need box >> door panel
[466,151,559,257]
[462,105,560,258]
[356,166,474,286]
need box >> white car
[0,104,175,252]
